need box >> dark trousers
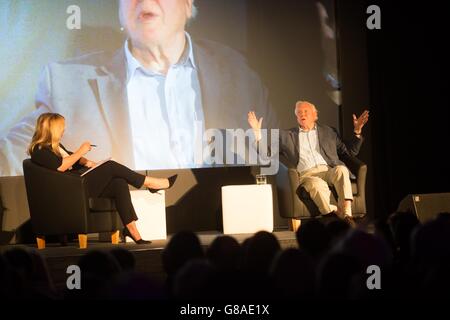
[84,161,146,225]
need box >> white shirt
[297,125,328,174]
[125,32,204,170]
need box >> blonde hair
[27,113,65,156]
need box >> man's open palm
[353,110,369,133]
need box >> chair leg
[290,219,301,232]
[36,236,46,249]
[78,234,87,249]
[111,230,120,245]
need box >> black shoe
[168,174,178,188]
[148,174,178,194]
[122,228,152,245]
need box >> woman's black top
[30,144,85,173]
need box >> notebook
[80,157,112,177]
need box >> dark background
[337,0,450,221]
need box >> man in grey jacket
[0,0,277,176]
[248,101,369,224]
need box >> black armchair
[22,159,122,249]
[276,155,367,230]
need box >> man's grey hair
[294,101,319,116]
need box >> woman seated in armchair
[27,113,177,244]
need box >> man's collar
[180,32,196,69]
[124,40,142,82]
[124,31,196,82]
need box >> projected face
[296,102,318,129]
[119,0,193,46]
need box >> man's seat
[276,155,367,230]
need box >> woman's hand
[85,160,97,168]
[78,141,92,155]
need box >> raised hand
[353,110,369,134]
[247,111,263,141]
[78,141,92,155]
[247,111,263,130]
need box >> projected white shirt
[297,125,328,174]
[124,33,204,170]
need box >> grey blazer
[278,124,363,169]
[0,39,278,175]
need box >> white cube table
[221,184,274,234]
[128,190,167,241]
